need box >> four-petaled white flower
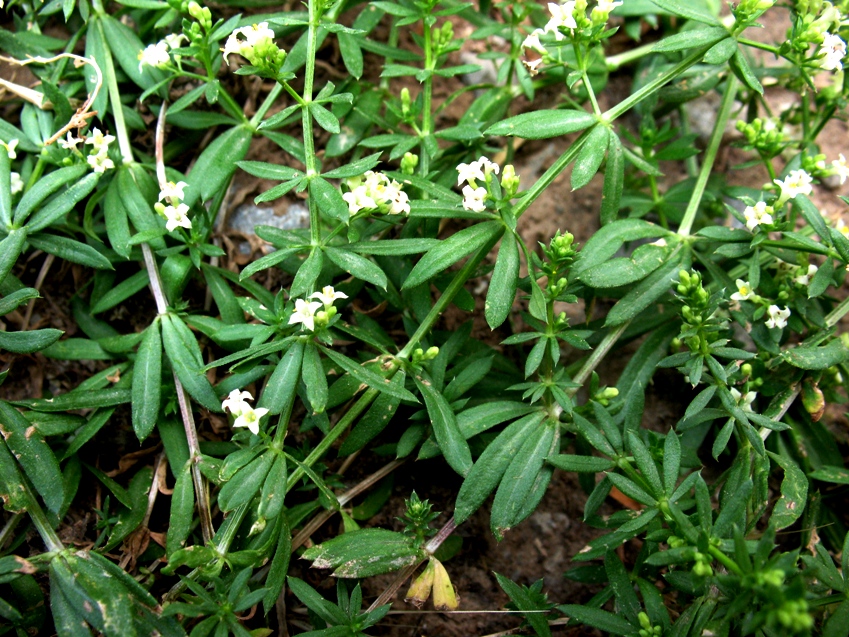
[820,32,847,71]
[342,171,409,216]
[765,305,791,329]
[522,32,546,54]
[1,138,18,159]
[730,279,755,301]
[223,22,276,63]
[59,133,83,150]
[743,201,774,231]
[462,185,488,212]
[138,41,170,72]
[544,1,577,40]
[597,0,623,12]
[222,389,254,414]
[159,180,188,203]
[87,151,115,174]
[310,285,349,308]
[730,388,757,412]
[85,128,116,155]
[456,161,486,187]
[221,390,268,436]
[523,58,543,76]
[832,154,849,185]
[10,172,23,195]
[289,298,323,331]
[793,264,818,286]
[387,185,410,215]
[342,186,377,214]
[163,203,192,231]
[774,169,813,202]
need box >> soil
[2,4,849,637]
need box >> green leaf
[404,222,502,289]
[454,413,545,524]
[258,453,288,520]
[302,529,421,578]
[557,604,636,635]
[547,454,615,472]
[15,388,130,412]
[309,102,341,134]
[339,371,405,456]
[485,234,519,329]
[218,450,274,512]
[90,269,150,315]
[321,152,382,179]
[486,109,597,140]
[729,49,763,94]
[322,347,418,403]
[236,160,303,181]
[651,26,728,52]
[767,452,808,530]
[161,314,221,412]
[258,340,304,415]
[41,338,112,360]
[0,401,63,514]
[491,422,557,537]
[347,238,440,255]
[167,460,194,556]
[647,0,722,25]
[302,343,328,414]
[809,465,849,485]
[571,219,669,279]
[310,176,350,224]
[26,233,112,270]
[0,287,38,317]
[604,252,685,326]
[324,246,387,289]
[494,572,552,637]
[579,243,668,289]
[337,31,363,79]
[132,322,162,442]
[13,164,88,226]
[414,374,472,477]
[0,228,26,285]
[184,126,252,207]
[290,248,324,298]
[100,15,166,91]
[104,466,153,551]
[262,516,292,614]
[0,328,64,354]
[601,133,625,225]
[783,339,849,370]
[25,173,100,233]
[627,431,663,497]
[572,125,610,191]
[664,430,681,496]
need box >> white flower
[164,33,187,49]
[223,22,276,63]
[820,32,847,71]
[59,133,83,150]
[456,160,485,187]
[730,388,757,412]
[1,138,18,159]
[138,41,170,72]
[793,264,818,286]
[386,182,410,215]
[522,31,546,54]
[744,201,774,231]
[730,279,755,301]
[222,389,254,415]
[478,156,500,177]
[462,185,487,212]
[774,169,813,202]
[163,203,192,231]
[85,128,115,155]
[765,305,791,329]
[10,172,23,195]
[233,406,269,435]
[343,185,377,214]
[523,58,543,76]
[597,0,623,11]
[831,154,849,185]
[544,1,577,39]
[289,298,322,331]
[159,180,188,203]
[86,151,115,174]
[310,285,348,308]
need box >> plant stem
[419,22,434,178]
[304,0,321,247]
[677,74,739,237]
[250,82,284,128]
[98,18,133,165]
[22,481,64,553]
[569,321,630,392]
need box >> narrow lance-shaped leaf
[414,374,472,477]
[571,125,610,191]
[485,233,519,330]
[167,459,194,557]
[161,314,221,412]
[767,451,808,530]
[132,320,162,442]
[258,340,305,415]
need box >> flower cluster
[774,168,813,206]
[457,156,499,212]
[819,31,847,70]
[521,0,621,66]
[743,201,774,231]
[765,304,791,329]
[342,171,410,216]
[2,139,23,196]
[154,180,192,232]
[222,390,268,436]
[289,286,348,332]
[138,34,187,72]
[84,128,115,174]
[222,22,286,74]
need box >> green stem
[677,74,739,237]
[604,40,657,71]
[250,83,284,129]
[737,38,780,55]
[709,545,744,576]
[98,19,133,164]
[569,321,630,393]
[304,0,321,246]
[419,24,434,178]
[23,481,64,553]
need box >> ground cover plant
[2,0,849,634]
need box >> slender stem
[250,82,284,128]
[304,0,321,246]
[22,480,64,553]
[419,23,434,178]
[569,321,630,392]
[604,40,658,71]
[0,512,23,550]
[677,75,739,237]
[737,38,780,55]
[98,19,133,164]
[826,294,849,328]
[709,545,744,576]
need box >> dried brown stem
[21,253,54,331]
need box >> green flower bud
[400,87,412,117]
[426,346,439,359]
[401,151,419,175]
[500,164,520,198]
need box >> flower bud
[401,151,419,175]
[431,559,459,610]
[249,516,267,536]
[400,87,412,117]
[801,377,825,421]
[425,346,439,359]
[500,164,520,198]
